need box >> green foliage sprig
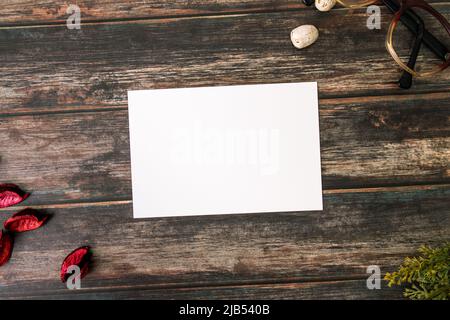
[385,243,449,300]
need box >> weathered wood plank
[0,0,448,25]
[3,280,404,300]
[1,0,448,301]
[0,0,305,26]
[0,185,448,298]
[1,6,449,115]
[319,92,450,188]
[0,92,448,204]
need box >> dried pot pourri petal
[4,209,48,233]
[60,246,91,283]
[0,230,13,267]
[0,184,30,208]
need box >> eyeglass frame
[336,0,450,77]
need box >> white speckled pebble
[315,0,336,12]
[290,25,319,49]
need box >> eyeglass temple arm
[399,18,424,88]
[383,0,448,61]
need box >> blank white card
[128,82,323,218]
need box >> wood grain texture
[1,6,450,115]
[0,92,448,205]
[0,0,305,26]
[1,0,449,300]
[3,280,404,300]
[0,93,450,205]
[0,0,447,25]
[0,185,448,299]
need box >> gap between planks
[1,275,368,299]
[0,7,306,29]
[0,183,448,212]
[0,2,449,29]
[0,90,449,119]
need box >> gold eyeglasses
[304,0,450,88]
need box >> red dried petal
[4,208,48,233]
[0,184,30,208]
[0,230,13,267]
[60,246,91,283]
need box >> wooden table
[0,0,449,299]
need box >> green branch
[385,243,450,300]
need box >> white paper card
[128,82,322,218]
